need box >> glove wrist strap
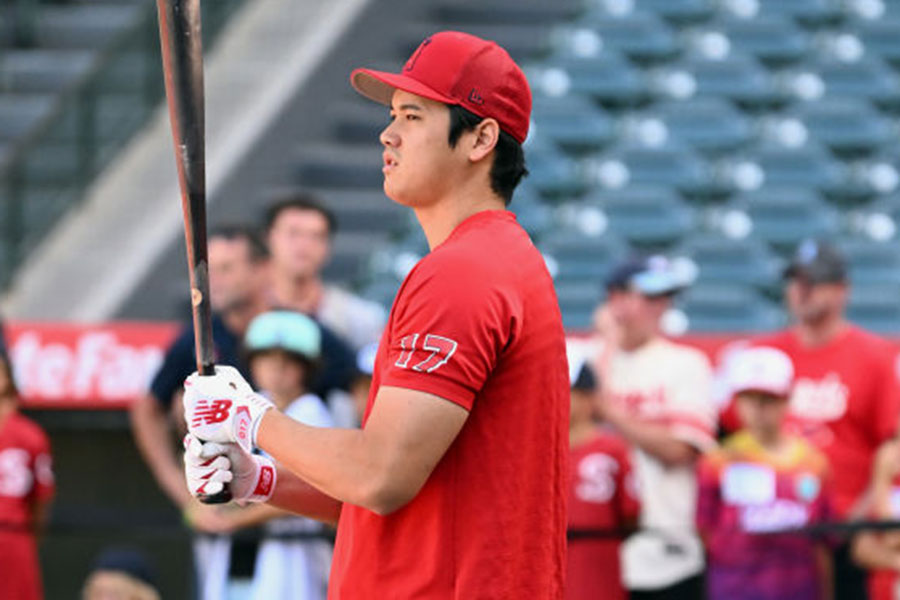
[245,455,277,503]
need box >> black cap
[605,255,688,297]
[572,362,598,392]
[90,547,158,590]
[783,239,847,284]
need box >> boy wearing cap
[181,31,568,599]
[594,255,716,599]
[719,239,900,599]
[211,310,333,600]
[567,349,639,600]
[697,347,833,600]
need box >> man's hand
[183,365,274,452]
[183,434,277,503]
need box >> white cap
[728,346,794,398]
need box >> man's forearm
[607,410,697,467]
[130,394,190,507]
[268,466,342,526]
[258,410,396,513]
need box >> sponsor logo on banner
[5,322,178,409]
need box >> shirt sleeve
[29,428,54,504]
[148,325,196,410]
[665,351,717,452]
[379,255,516,411]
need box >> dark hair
[447,104,528,206]
[0,354,17,399]
[265,193,337,237]
[209,224,269,262]
[246,348,320,391]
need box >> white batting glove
[183,365,274,452]
[183,434,277,503]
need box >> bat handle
[196,360,233,504]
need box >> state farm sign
[5,323,179,409]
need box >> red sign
[6,322,180,409]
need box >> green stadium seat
[677,284,786,332]
[676,234,784,291]
[589,143,713,195]
[0,94,54,140]
[726,186,841,248]
[652,98,754,154]
[573,13,679,62]
[714,16,810,64]
[531,93,615,155]
[0,49,95,94]
[791,98,892,155]
[753,0,842,24]
[576,186,696,246]
[668,56,781,105]
[817,57,900,106]
[732,143,847,194]
[555,280,602,331]
[837,237,900,287]
[847,285,900,334]
[525,142,588,198]
[853,19,900,66]
[545,52,648,106]
[539,230,630,283]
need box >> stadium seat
[663,56,780,105]
[588,143,713,195]
[398,24,551,62]
[525,142,588,198]
[575,186,696,246]
[713,16,810,64]
[430,1,580,25]
[676,234,784,291]
[677,284,785,332]
[816,57,900,107]
[572,13,679,62]
[836,237,900,287]
[790,98,892,155]
[725,186,841,248]
[753,0,842,24]
[846,285,900,334]
[853,19,900,66]
[531,93,616,155]
[0,94,54,140]
[555,280,603,331]
[545,52,648,106]
[730,143,847,194]
[631,0,715,22]
[651,98,754,154]
[539,230,630,283]
[33,4,145,50]
[512,185,553,239]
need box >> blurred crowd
[4,191,900,600]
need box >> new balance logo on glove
[191,399,234,427]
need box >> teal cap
[245,311,321,360]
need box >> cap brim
[351,68,457,107]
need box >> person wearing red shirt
[0,353,55,600]
[567,355,639,600]
[179,30,569,599]
[720,239,900,600]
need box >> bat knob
[198,489,232,504]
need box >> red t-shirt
[329,210,570,599]
[567,430,639,600]
[0,411,55,600]
[721,326,900,517]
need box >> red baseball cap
[350,31,532,144]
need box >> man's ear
[468,118,500,163]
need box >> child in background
[567,351,639,600]
[697,346,833,600]
[0,353,54,600]
[218,310,334,600]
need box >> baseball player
[0,353,54,600]
[181,30,569,599]
[720,239,900,599]
[595,255,717,600]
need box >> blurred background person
[697,346,833,600]
[721,239,900,599]
[852,436,900,600]
[264,194,386,351]
[566,348,639,600]
[82,546,160,600]
[595,255,716,600]
[212,310,334,600]
[349,342,378,426]
[0,353,54,600]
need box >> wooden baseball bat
[157,0,230,504]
